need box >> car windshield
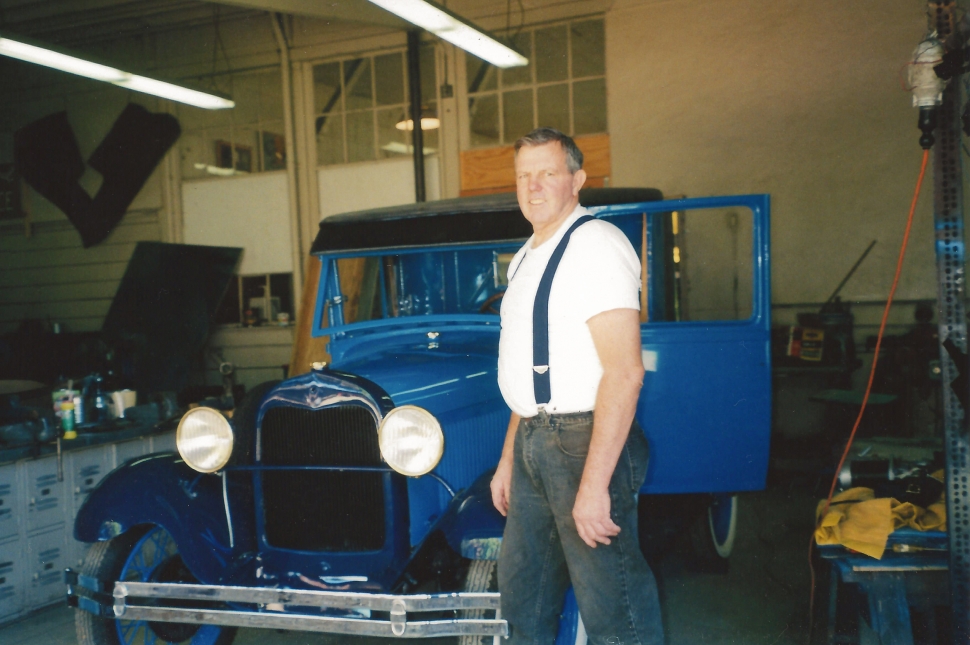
[317,245,522,328]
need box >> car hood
[333,328,502,415]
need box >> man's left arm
[573,307,645,548]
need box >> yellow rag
[814,480,947,560]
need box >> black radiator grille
[260,405,385,551]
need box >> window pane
[503,89,534,143]
[343,58,372,111]
[571,20,605,78]
[537,83,569,133]
[242,275,270,323]
[377,106,409,157]
[469,94,499,147]
[467,55,496,92]
[313,62,342,114]
[261,124,286,171]
[346,110,376,162]
[502,33,532,87]
[677,208,753,321]
[269,273,294,321]
[374,52,405,106]
[232,128,258,172]
[316,114,344,165]
[573,78,607,135]
[535,25,568,83]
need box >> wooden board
[288,255,331,376]
[460,133,611,196]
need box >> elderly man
[491,127,663,644]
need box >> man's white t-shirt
[497,205,641,418]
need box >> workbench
[819,528,949,644]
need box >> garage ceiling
[0,0,408,47]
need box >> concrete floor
[0,481,816,645]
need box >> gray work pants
[498,411,663,645]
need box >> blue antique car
[66,189,771,644]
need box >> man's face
[514,142,586,237]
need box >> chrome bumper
[66,570,508,639]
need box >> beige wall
[607,0,939,333]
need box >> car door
[594,194,771,494]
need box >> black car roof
[310,187,663,254]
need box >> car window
[325,247,518,326]
[646,206,754,322]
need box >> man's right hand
[490,458,513,516]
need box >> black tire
[458,559,498,645]
[688,493,738,573]
[75,525,237,645]
[458,560,587,645]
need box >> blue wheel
[75,526,236,645]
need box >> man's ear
[572,168,588,195]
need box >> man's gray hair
[514,127,584,174]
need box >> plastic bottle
[60,401,77,439]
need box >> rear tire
[688,493,738,571]
[75,526,237,645]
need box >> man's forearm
[579,366,643,494]
[500,412,520,466]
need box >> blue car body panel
[74,453,244,584]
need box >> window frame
[462,16,608,149]
[310,43,441,167]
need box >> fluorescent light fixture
[117,76,234,111]
[194,163,246,176]
[395,116,440,131]
[366,0,527,68]
[0,33,234,110]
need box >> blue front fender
[436,469,506,559]
[74,453,238,584]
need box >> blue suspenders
[509,214,595,407]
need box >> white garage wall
[317,155,441,220]
[182,171,293,275]
[606,0,935,332]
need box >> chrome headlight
[176,407,234,473]
[378,405,444,477]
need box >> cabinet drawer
[69,447,109,514]
[26,526,69,608]
[25,458,66,535]
[0,538,25,623]
[0,463,20,542]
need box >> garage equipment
[818,5,970,642]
